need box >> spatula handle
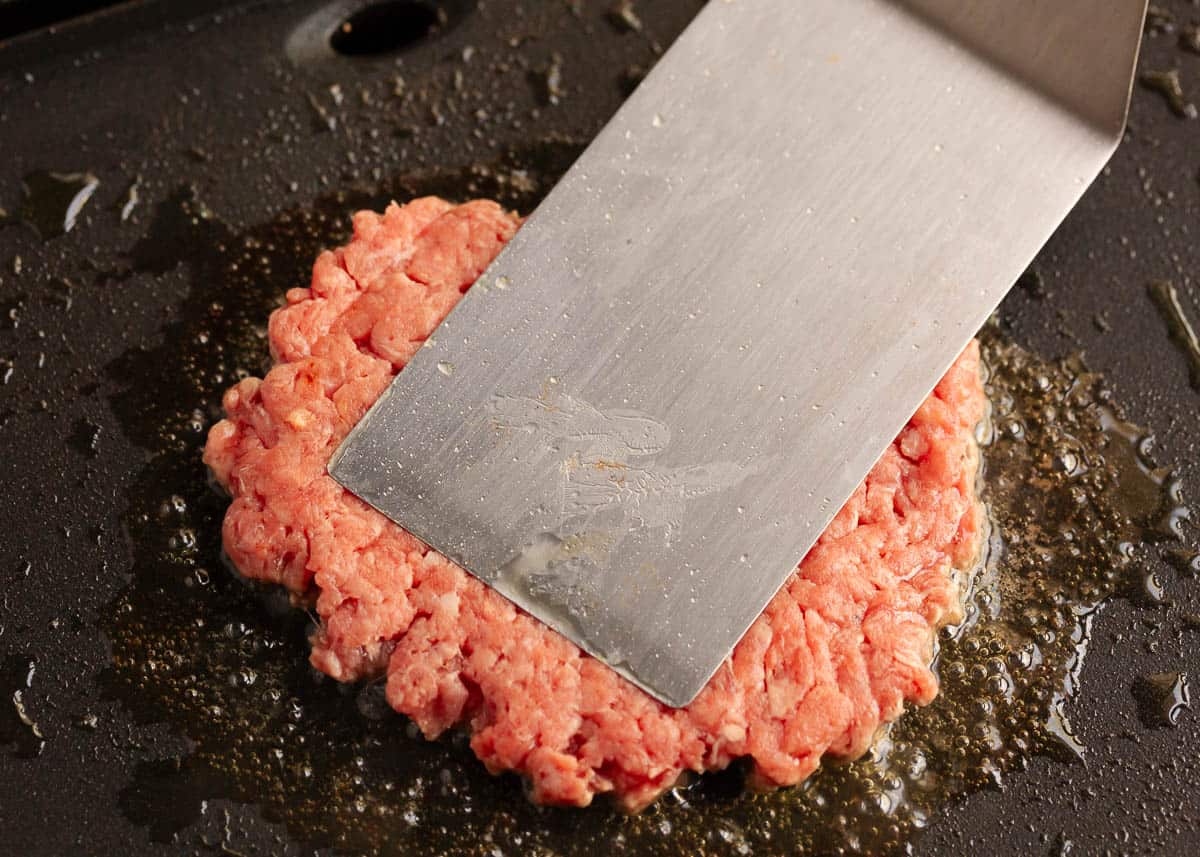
[899,0,1147,134]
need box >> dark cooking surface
[1,1,1198,855]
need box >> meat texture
[205,197,985,810]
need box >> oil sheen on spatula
[330,0,1147,707]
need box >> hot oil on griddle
[9,170,102,239]
[101,172,1193,854]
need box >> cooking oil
[102,179,1192,855]
[1148,280,1200,390]
[1135,671,1191,727]
[14,171,100,238]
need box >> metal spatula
[329,0,1147,708]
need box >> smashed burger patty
[204,197,985,811]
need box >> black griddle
[0,2,1198,855]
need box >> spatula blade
[330,0,1145,707]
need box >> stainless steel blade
[330,0,1146,707]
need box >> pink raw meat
[204,197,985,811]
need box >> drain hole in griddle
[330,1,443,56]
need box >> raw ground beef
[204,197,986,811]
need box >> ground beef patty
[204,197,985,811]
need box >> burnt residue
[98,149,1194,856]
